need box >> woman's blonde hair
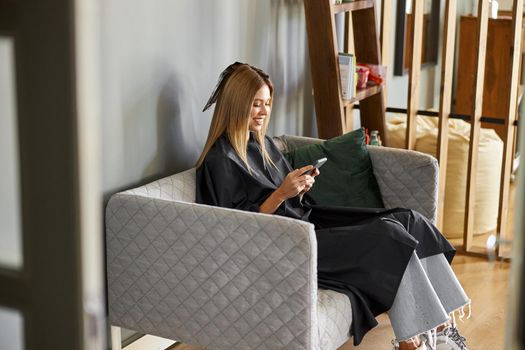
[196,63,275,170]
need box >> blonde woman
[196,62,470,350]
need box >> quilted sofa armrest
[106,193,319,350]
[368,146,439,223]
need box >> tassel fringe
[449,300,472,326]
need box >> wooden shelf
[333,0,374,14]
[304,0,386,140]
[343,83,383,106]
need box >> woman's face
[248,85,272,133]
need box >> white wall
[99,0,310,197]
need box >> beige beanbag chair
[386,114,503,238]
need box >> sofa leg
[111,326,122,350]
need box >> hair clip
[202,62,269,112]
[202,61,244,112]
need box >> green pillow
[284,128,384,208]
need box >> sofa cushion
[284,128,384,208]
[317,289,352,349]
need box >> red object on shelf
[359,63,385,85]
[356,65,370,89]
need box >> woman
[196,62,470,350]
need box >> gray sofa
[105,135,439,350]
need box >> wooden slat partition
[344,12,355,132]
[353,6,388,145]
[303,0,345,139]
[405,0,424,150]
[464,0,490,252]
[380,0,392,104]
[380,0,392,68]
[436,0,457,230]
[497,0,523,258]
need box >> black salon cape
[196,133,455,345]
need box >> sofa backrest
[123,136,320,203]
[124,168,196,202]
[272,135,323,153]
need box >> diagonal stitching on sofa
[107,194,315,349]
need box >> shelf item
[339,53,356,100]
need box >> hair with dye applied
[196,63,275,171]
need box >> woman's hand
[302,167,320,193]
[301,171,318,195]
[276,165,317,200]
[260,165,319,214]
[310,167,320,178]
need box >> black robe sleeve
[196,155,263,213]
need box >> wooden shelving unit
[304,0,388,144]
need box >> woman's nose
[260,105,269,115]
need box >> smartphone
[304,157,327,175]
